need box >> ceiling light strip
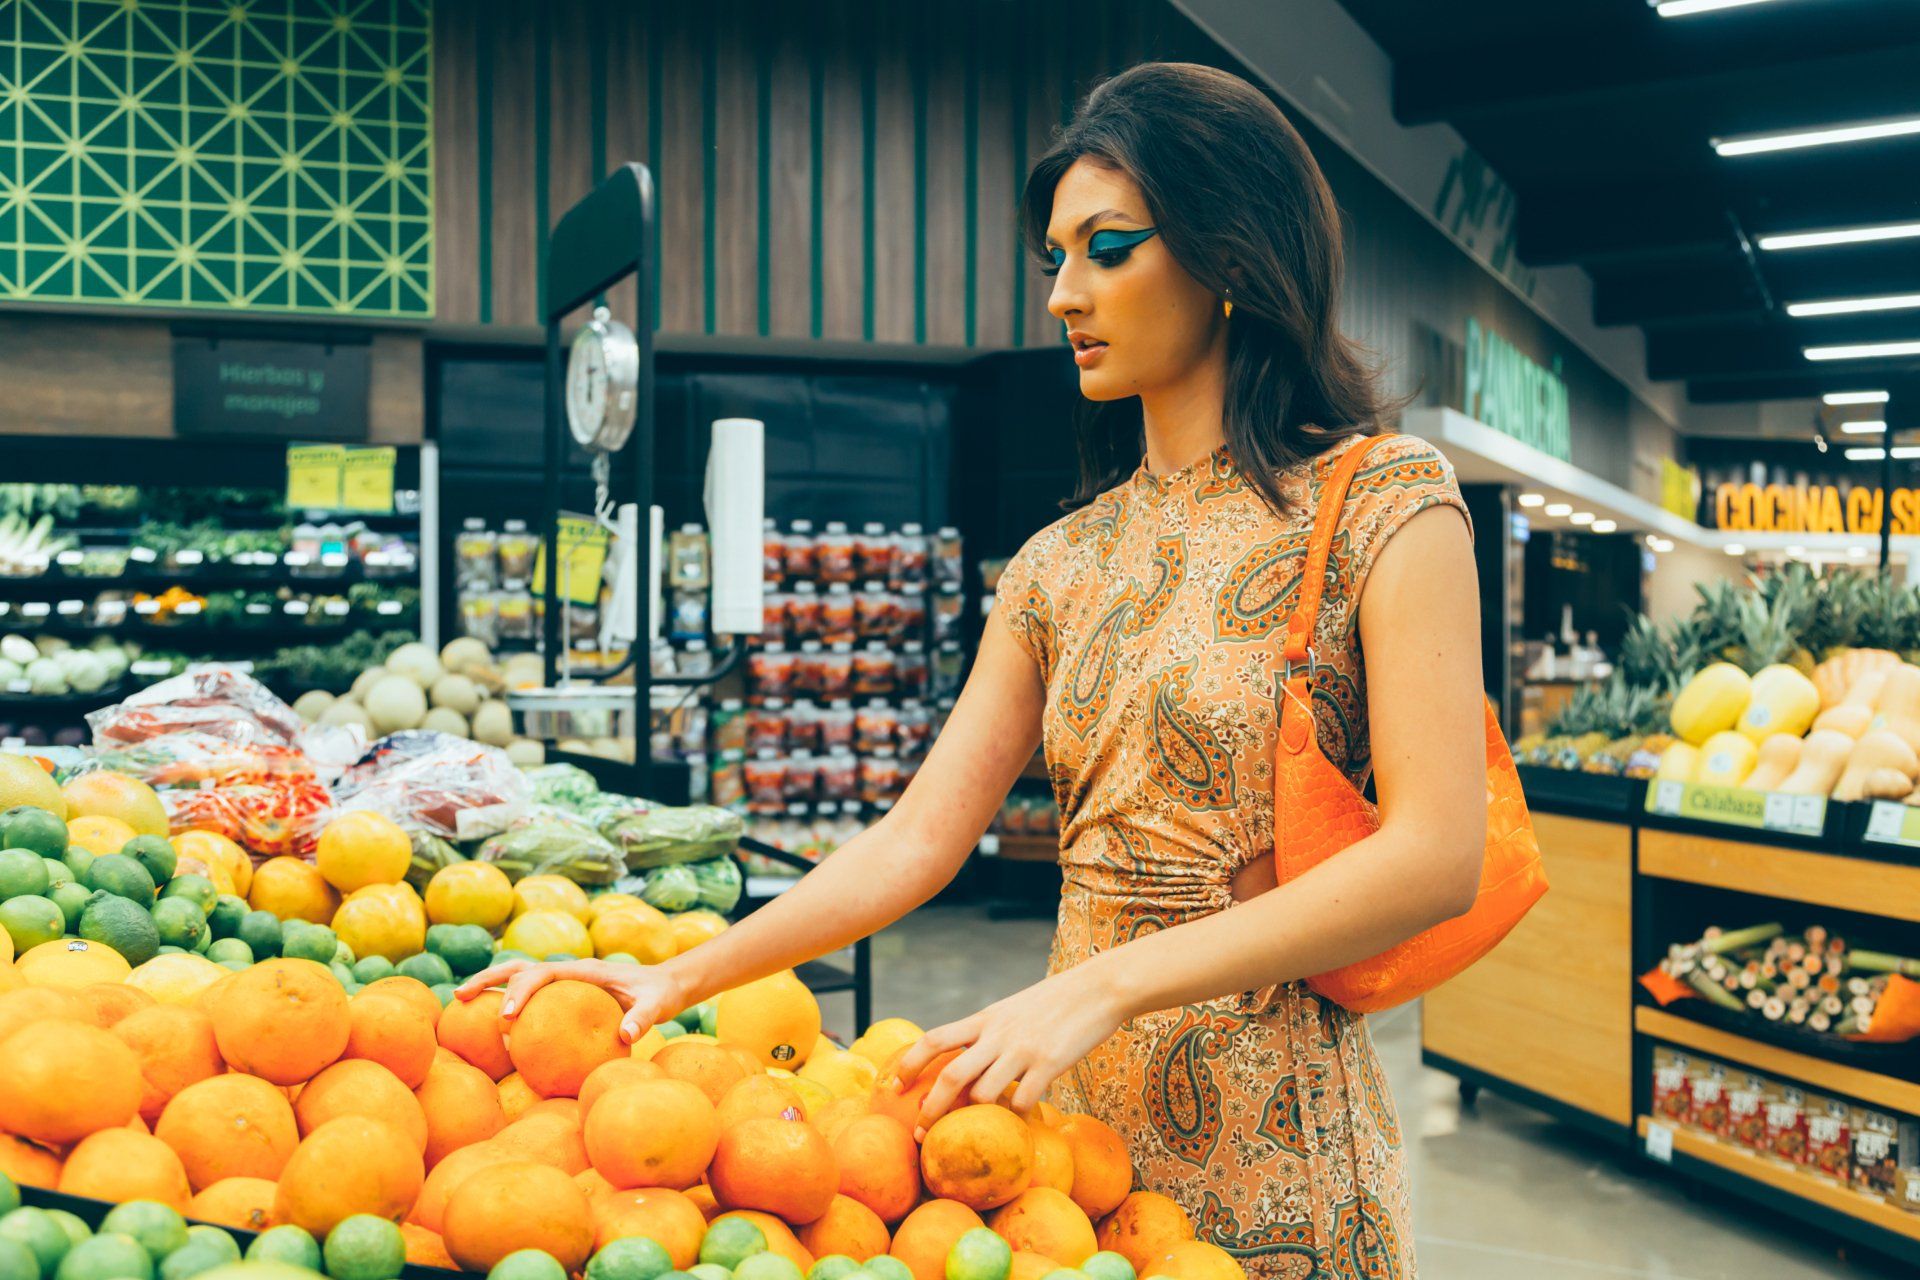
[1786,293,1920,318]
[1823,390,1890,405]
[1757,222,1920,252]
[1805,339,1920,361]
[1714,115,1920,157]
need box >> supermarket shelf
[0,564,417,597]
[1635,1006,1920,1115]
[981,833,1058,863]
[1638,828,1920,923]
[1634,1117,1920,1263]
[1020,749,1047,781]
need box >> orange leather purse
[1273,434,1548,1013]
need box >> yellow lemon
[0,754,64,820]
[171,855,237,898]
[125,952,228,1004]
[628,1025,669,1062]
[668,910,729,954]
[60,770,168,838]
[172,829,253,897]
[248,855,340,924]
[0,962,23,995]
[499,909,592,959]
[332,890,428,963]
[588,908,677,964]
[424,861,515,929]
[789,1076,835,1118]
[0,926,11,966]
[800,1045,879,1100]
[714,968,821,1070]
[314,810,412,892]
[587,892,667,926]
[511,874,592,923]
[851,1016,925,1069]
[67,814,138,859]
[16,938,133,989]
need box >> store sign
[285,445,396,514]
[1463,317,1571,461]
[532,514,612,607]
[1711,483,1920,534]
[1660,459,1701,522]
[174,336,369,440]
[1646,780,1826,837]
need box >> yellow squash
[1736,664,1820,744]
[1670,663,1751,746]
[1692,731,1758,789]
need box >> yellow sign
[1645,779,1826,837]
[339,446,396,514]
[1713,482,1920,535]
[1659,458,1700,521]
[532,514,611,607]
[285,445,344,510]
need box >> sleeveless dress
[992,433,1469,1280]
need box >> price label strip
[1644,1121,1674,1165]
[531,514,612,608]
[1864,799,1920,848]
[1643,781,1826,837]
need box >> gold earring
[1223,296,1233,319]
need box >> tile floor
[822,903,1909,1280]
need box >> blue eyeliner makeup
[1041,226,1158,275]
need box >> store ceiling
[1340,0,1920,407]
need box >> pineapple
[1692,580,1746,663]
[1726,582,1813,676]
[1811,570,1870,662]
[1664,615,1709,691]
[1618,613,1671,691]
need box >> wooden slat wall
[432,0,1204,347]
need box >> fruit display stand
[732,837,872,1032]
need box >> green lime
[1081,1255,1133,1280]
[946,1230,1012,1280]
[864,1259,914,1280]
[737,1256,804,1280]
[280,921,337,965]
[0,1238,37,1280]
[217,957,249,972]
[0,849,51,900]
[0,896,66,952]
[60,846,93,883]
[394,952,453,987]
[350,956,393,984]
[808,1258,860,1280]
[428,982,455,1006]
[424,923,457,956]
[0,1208,68,1274]
[0,807,67,860]
[488,1250,568,1280]
[331,940,355,967]
[101,1202,187,1259]
[151,898,208,952]
[191,928,211,954]
[85,853,156,907]
[181,1231,236,1266]
[206,896,248,941]
[236,911,282,959]
[0,1174,14,1219]
[45,1212,90,1250]
[674,1002,706,1032]
[490,949,531,965]
[1038,1271,1089,1280]
[320,1215,404,1280]
[245,1226,321,1271]
[77,891,161,967]
[161,875,218,916]
[42,858,73,889]
[586,1236,676,1280]
[542,953,579,963]
[698,1216,767,1270]
[438,925,493,977]
[158,1240,231,1280]
[688,1267,732,1280]
[47,882,90,928]
[55,1232,153,1280]
[206,938,253,966]
[158,945,185,956]
[328,962,355,987]
[656,1020,687,1041]
[603,952,639,966]
[120,836,177,888]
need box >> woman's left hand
[891,964,1126,1138]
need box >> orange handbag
[1272,434,1548,1013]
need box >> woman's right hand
[453,957,689,1043]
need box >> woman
[461,62,1485,1280]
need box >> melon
[366,676,429,735]
[293,689,336,722]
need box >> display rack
[729,836,871,1030]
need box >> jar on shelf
[852,642,896,697]
[745,750,788,811]
[933,526,964,586]
[892,522,929,590]
[786,699,822,753]
[788,582,824,640]
[761,517,786,584]
[496,589,535,642]
[710,754,745,807]
[672,523,712,590]
[895,589,927,642]
[650,638,677,678]
[933,583,964,643]
[818,643,854,700]
[747,644,797,700]
[897,640,929,699]
[859,749,904,805]
[459,590,498,646]
[496,519,538,583]
[746,698,789,753]
[856,522,894,581]
[931,641,965,699]
[784,751,818,803]
[677,700,709,754]
[684,751,709,804]
[712,698,748,755]
[817,699,855,753]
[756,590,789,648]
[679,639,714,679]
[855,582,897,640]
[454,519,497,590]
[793,640,826,698]
[896,699,931,757]
[855,699,899,755]
[670,588,709,642]
[818,521,856,584]
[821,582,856,646]
[818,749,858,802]
[786,519,817,581]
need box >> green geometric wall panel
[0,0,432,318]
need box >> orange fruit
[400,1223,456,1269]
[1010,1252,1064,1280]
[506,980,626,1098]
[316,811,412,892]
[0,1131,62,1188]
[582,1079,717,1190]
[577,1058,666,1121]
[66,814,137,858]
[59,1126,191,1210]
[73,981,154,1027]
[113,1004,224,1124]
[438,990,513,1081]
[510,875,592,923]
[492,1110,589,1175]
[1096,1191,1196,1275]
[274,1114,425,1236]
[156,1072,301,1190]
[652,1039,749,1106]
[714,970,821,1069]
[588,1187,707,1265]
[685,1184,721,1220]
[1057,1114,1131,1218]
[814,1097,870,1146]
[589,909,677,964]
[0,986,87,1044]
[889,1199,986,1280]
[416,1057,507,1168]
[424,862,515,929]
[0,1017,142,1145]
[210,958,350,1084]
[797,1193,890,1261]
[498,1073,539,1122]
[715,1073,808,1130]
[919,1104,1034,1211]
[833,1113,921,1224]
[850,1019,924,1069]
[711,1210,814,1272]
[248,856,341,924]
[189,1176,279,1231]
[360,975,442,1024]
[62,771,168,837]
[14,938,132,990]
[441,1159,594,1273]
[524,1097,582,1125]
[410,1141,517,1233]
[870,1047,962,1130]
[332,886,428,965]
[173,830,254,897]
[295,1059,429,1152]
[344,993,437,1089]
[669,911,729,953]
[1029,1120,1075,1194]
[990,1186,1098,1266]
[575,1168,615,1199]
[708,1115,838,1225]
[1142,1240,1247,1280]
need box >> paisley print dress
[993,433,1469,1280]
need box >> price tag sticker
[340,446,397,514]
[1761,793,1793,831]
[532,515,612,607]
[1791,795,1825,834]
[286,445,345,511]
[1863,799,1920,848]
[1652,780,1683,815]
[1645,1121,1674,1165]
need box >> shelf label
[1645,1121,1674,1165]
[287,444,394,514]
[532,515,611,607]
[1864,799,1920,847]
[340,446,396,514]
[286,445,345,510]
[1644,781,1825,837]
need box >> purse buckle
[1281,645,1320,684]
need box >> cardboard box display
[1763,1080,1810,1166]
[1727,1073,1769,1153]
[1806,1095,1851,1184]
[1652,1048,1693,1125]
[1688,1059,1732,1138]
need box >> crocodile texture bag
[1274,435,1548,1013]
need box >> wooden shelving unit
[1635,1007,1920,1116]
[1638,828,1920,923]
[981,832,1058,863]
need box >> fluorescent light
[1516,492,1545,508]
[1844,446,1920,461]
[1787,293,1920,318]
[1806,339,1920,361]
[1849,546,1867,558]
[1724,544,1746,556]
[1570,512,1595,526]
[1655,0,1775,14]
[1824,390,1890,405]
[1713,115,1920,158]
[1786,545,1806,557]
[1840,421,1888,434]
[1652,537,1675,553]
[1544,503,1572,517]
[1591,520,1617,533]
[1759,222,1920,252]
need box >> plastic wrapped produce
[687,855,743,914]
[407,831,465,889]
[636,863,700,912]
[162,776,334,858]
[586,798,743,869]
[87,663,306,747]
[475,806,622,885]
[523,762,602,812]
[86,731,317,788]
[333,730,531,840]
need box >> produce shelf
[0,561,418,596]
[1514,765,1644,817]
[980,833,1058,863]
[1635,1006,1920,1114]
[1634,1116,1920,1264]
[1638,828,1920,924]
[1020,748,1047,781]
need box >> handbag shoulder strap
[1283,433,1392,667]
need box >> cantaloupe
[421,708,470,738]
[366,676,429,735]
[430,674,482,716]
[293,690,336,723]
[320,699,373,731]
[471,701,514,747]
[387,643,446,690]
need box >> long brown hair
[1019,62,1402,514]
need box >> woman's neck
[1138,352,1229,478]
